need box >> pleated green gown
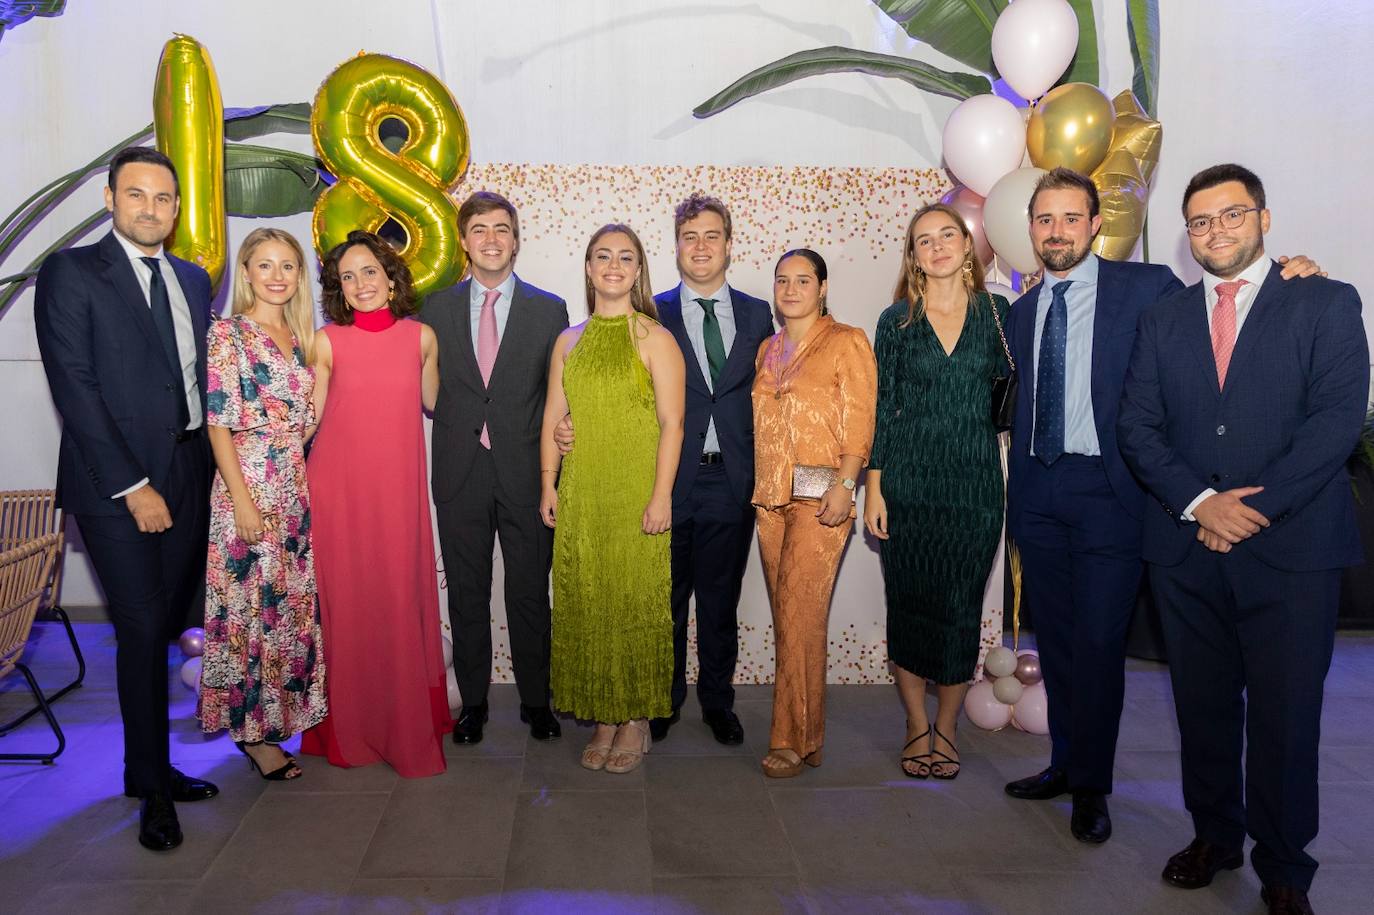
[550,314,673,722]
[870,294,1010,685]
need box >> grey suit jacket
[422,276,569,506]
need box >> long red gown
[302,318,450,777]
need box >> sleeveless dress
[870,294,1010,684]
[301,319,451,777]
[199,316,325,743]
[550,314,673,723]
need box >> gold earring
[963,258,974,275]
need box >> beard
[1194,234,1263,278]
[116,214,171,249]
[1037,236,1090,273]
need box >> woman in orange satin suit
[753,248,877,778]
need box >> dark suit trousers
[669,463,753,711]
[436,447,552,708]
[74,436,209,796]
[1016,455,1141,794]
[1151,544,1339,892]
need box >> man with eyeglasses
[1119,164,1365,915]
[1001,167,1323,849]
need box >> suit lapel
[167,255,211,402]
[662,285,710,396]
[98,233,165,368]
[448,278,483,389]
[715,285,759,392]
[1222,262,1287,401]
[1089,262,1122,430]
[1179,282,1220,397]
[487,277,528,390]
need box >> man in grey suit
[423,192,569,744]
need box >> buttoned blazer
[1117,266,1368,570]
[34,231,212,516]
[423,276,569,506]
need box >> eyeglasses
[1185,206,1262,237]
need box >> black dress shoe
[1162,838,1244,889]
[1004,767,1069,800]
[124,768,219,802]
[452,702,489,745]
[649,709,680,742]
[1261,885,1314,915]
[519,704,562,741]
[138,792,183,851]
[702,708,744,745]
[1070,791,1112,844]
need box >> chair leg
[0,607,85,734]
[0,662,66,763]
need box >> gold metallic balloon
[1026,82,1114,174]
[1090,92,1164,261]
[312,53,469,297]
[153,34,226,289]
[1107,90,1162,185]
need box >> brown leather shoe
[1162,838,1244,889]
[1261,885,1314,915]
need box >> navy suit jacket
[1006,258,1183,540]
[654,284,773,507]
[1118,264,1368,571]
[34,231,213,516]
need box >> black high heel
[235,741,303,781]
[930,725,961,780]
[901,725,932,779]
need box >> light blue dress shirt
[470,273,517,356]
[1031,253,1101,457]
[679,282,736,454]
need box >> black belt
[174,426,203,444]
[700,452,723,465]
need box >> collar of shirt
[1039,252,1100,306]
[680,281,731,314]
[1203,255,1272,310]
[470,272,517,311]
[112,228,164,265]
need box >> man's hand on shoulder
[1276,255,1327,280]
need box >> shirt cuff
[112,478,150,499]
[1181,488,1217,522]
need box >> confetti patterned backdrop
[429,162,1012,687]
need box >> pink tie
[477,288,500,449]
[1211,280,1246,390]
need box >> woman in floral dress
[198,227,326,780]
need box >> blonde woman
[540,223,685,774]
[198,227,324,780]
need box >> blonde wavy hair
[583,223,657,320]
[230,227,317,360]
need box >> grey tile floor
[2,621,1372,914]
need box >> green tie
[695,297,726,387]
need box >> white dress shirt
[679,281,736,454]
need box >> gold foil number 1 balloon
[312,53,470,296]
[154,35,226,289]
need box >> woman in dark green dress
[864,202,1010,780]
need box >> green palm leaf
[1126,0,1160,116]
[694,46,990,118]
[224,103,313,141]
[223,144,325,217]
[872,0,1007,74]
[1058,0,1099,88]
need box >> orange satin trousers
[756,502,853,757]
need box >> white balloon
[941,95,1027,197]
[1012,681,1050,735]
[964,679,1014,731]
[180,656,202,691]
[445,667,462,710]
[441,636,454,670]
[991,0,1081,102]
[986,281,1018,302]
[984,167,1047,274]
[993,675,1025,705]
[983,645,1018,679]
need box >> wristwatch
[840,477,856,492]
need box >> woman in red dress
[301,230,450,777]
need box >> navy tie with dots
[1033,280,1073,466]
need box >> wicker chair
[0,533,66,762]
[0,490,85,723]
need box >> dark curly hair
[319,230,418,325]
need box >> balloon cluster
[178,626,205,691]
[964,647,1048,734]
[442,636,460,709]
[938,0,1162,277]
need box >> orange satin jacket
[751,315,878,509]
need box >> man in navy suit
[1119,164,1366,914]
[648,194,772,744]
[34,147,218,851]
[1002,168,1320,846]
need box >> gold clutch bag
[791,464,850,502]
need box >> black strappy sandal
[236,741,303,781]
[901,725,932,779]
[930,725,961,780]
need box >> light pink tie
[477,288,500,448]
[1211,279,1246,389]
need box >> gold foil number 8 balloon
[312,53,469,297]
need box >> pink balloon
[178,627,206,658]
[964,679,1014,731]
[939,185,994,266]
[1014,651,1043,686]
[941,94,1027,197]
[1012,682,1049,735]
[179,656,202,691]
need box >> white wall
[2,1,1369,678]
